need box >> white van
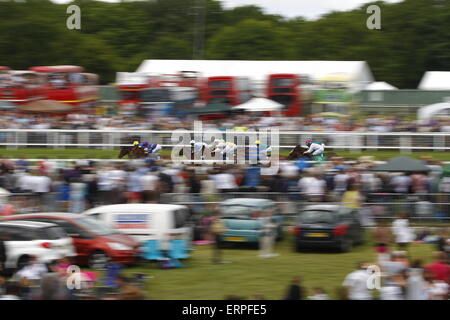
[81,204,191,245]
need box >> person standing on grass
[342,262,372,300]
[258,216,279,258]
[392,213,415,252]
[373,220,394,264]
[211,212,229,264]
[283,276,305,300]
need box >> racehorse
[287,144,337,161]
[118,145,148,159]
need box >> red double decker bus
[266,74,302,116]
[29,65,98,110]
[0,68,45,105]
[205,76,252,106]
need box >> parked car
[293,204,364,252]
[3,213,140,269]
[218,198,284,247]
[0,220,76,271]
[82,204,191,244]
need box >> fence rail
[0,129,450,153]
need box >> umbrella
[370,156,430,172]
[18,100,72,113]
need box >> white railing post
[400,135,412,154]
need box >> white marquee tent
[135,60,374,93]
[418,71,450,90]
[232,97,283,112]
[365,81,398,90]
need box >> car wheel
[339,238,353,253]
[88,251,110,270]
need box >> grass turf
[118,232,437,300]
[0,148,449,161]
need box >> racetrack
[0,148,448,162]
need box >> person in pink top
[425,251,450,284]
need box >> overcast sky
[52,0,404,20]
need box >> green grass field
[118,233,437,300]
[0,148,449,161]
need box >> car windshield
[298,210,336,224]
[75,217,115,236]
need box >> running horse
[287,144,337,161]
[118,135,148,159]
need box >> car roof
[300,204,342,212]
[4,212,82,220]
[220,198,274,207]
[82,203,187,214]
[0,220,57,229]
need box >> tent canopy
[417,102,450,123]
[365,81,398,90]
[370,156,430,172]
[233,97,283,112]
[418,71,450,90]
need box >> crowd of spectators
[1,111,450,133]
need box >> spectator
[406,260,428,300]
[342,262,372,300]
[14,255,48,284]
[380,251,409,279]
[390,172,412,194]
[392,213,414,251]
[341,182,363,209]
[373,220,393,263]
[33,260,69,300]
[298,169,326,202]
[210,211,229,264]
[258,216,279,258]
[283,276,305,300]
[424,251,450,284]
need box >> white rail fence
[0,129,449,153]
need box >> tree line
[0,0,448,88]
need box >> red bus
[29,65,98,110]
[205,76,252,106]
[266,73,307,116]
[0,69,45,105]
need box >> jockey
[147,143,162,154]
[190,140,208,159]
[255,140,272,158]
[213,139,236,160]
[303,139,325,161]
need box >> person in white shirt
[342,262,372,300]
[392,213,415,250]
[213,170,237,192]
[298,170,326,202]
[14,256,48,283]
[140,171,160,202]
